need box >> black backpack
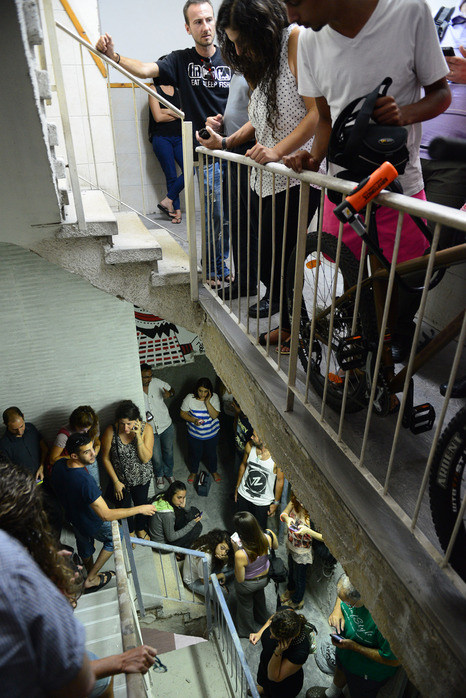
[327,77,409,181]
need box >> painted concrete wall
[0,243,144,445]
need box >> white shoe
[156,477,165,490]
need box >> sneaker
[156,477,165,490]
[166,476,175,484]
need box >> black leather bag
[328,77,409,180]
[196,471,212,497]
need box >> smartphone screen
[330,633,344,642]
[442,47,455,57]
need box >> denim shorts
[87,651,111,697]
[74,520,114,559]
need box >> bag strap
[265,529,275,555]
[345,77,392,159]
[434,6,454,41]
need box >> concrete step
[149,228,193,287]
[59,189,118,238]
[147,639,234,697]
[104,212,162,264]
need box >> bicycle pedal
[409,403,436,434]
[336,335,368,370]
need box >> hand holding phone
[330,633,344,643]
[198,127,209,139]
[442,46,455,57]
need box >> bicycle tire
[286,231,376,413]
[429,406,466,581]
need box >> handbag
[196,471,212,497]
[328,77,409,180]
[266,530,288,584]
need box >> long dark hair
[191,528,234,573]
[0,459,80,603]
[233,511,269,561]
[115,400,142,422]
[194,376,214,396]
[217,0,288,134]
[158,480,186,507]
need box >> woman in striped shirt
[180,377,221,484]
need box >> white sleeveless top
[248,25,314,197]
[238,445,276,506]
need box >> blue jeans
[73,520,114,560]
[152,134,184,210]
[187,433,219,474]
[152,423,174,478]
[287,553,309,604]
[201,160,230,278]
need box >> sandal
[187,473,196,483]
[171,215,182,224]
[136,531,150,541]
[213,473,222,483]
[157,203,175,219]
[84,570,115,594]
[259,327,291,347]
[206,278,221,288]
[276,336,305,355]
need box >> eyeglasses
[152,656,168,673]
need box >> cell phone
[198,127,209,139]
[442,47,455,57]
[146,411,154,422]
[288,523,299,532]
[330,633,344,642]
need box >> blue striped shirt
[181,393,220,439]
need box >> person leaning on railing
[182,528,234,596]
[198,0,322,348]
[0,458,157,697]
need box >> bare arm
[197,120,256,151]
[36,438,48,479]
[149,94,178,123]
[234,442,251,500]
[336,638,400,667]
[234,549,248,583]
[180,408,200,426]
[267,637,304,682]
[95,33,159,79]
[328,596,345,634]
[267,467,285,517]
[204,392,219,419]
[373,77,451,126]
[283,95,332,173]
[49,444,65,466]
[91,646,157,678]
[133,421,154,463]
[249,615,274,645]
[93,433,101,458]
[90,495,155,522]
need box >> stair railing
[117,520,260,697]
[41,3,199,301]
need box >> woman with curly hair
[249,607,314,697]
[198,0,321,350]
[49,405,101,484]
[182,528,234,596]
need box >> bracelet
[222,137,228,151]
[273,500,280,505]
[115,52,121,64]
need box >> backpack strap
[344,77,392,160]
[434,6,454,41]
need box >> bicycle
[286,162,466,423]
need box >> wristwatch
[221,137,228,151]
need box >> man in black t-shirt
[96,0,232,281]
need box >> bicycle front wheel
[429,406,466,581]
[287,231,375,413]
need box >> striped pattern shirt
[181,393,220,439]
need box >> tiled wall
[0,243,144,444]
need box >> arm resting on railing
[96,33,159,79]
[149,94,179,123]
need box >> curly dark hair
[69,405,99,441]
[114,400,142,422]
[191,528,234,573]
[270,608,307,640]
[217,0,289,135]
[0,458,80,603]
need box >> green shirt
[337,603,398,682]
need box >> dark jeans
[200,159,230,278]
[251,184,320,329]
[107,480,150,533]
[236,492,270,531]
[226,141,258,288]
[152,134,184,210]
[187,434,219,474]
[337,656,391,698]
[152,423,175,479]
[287,553,309,604]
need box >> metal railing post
[42,0,87,231]
[182,121,198,301]
[202,556,212,636]
[120,519,146,617]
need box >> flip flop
[213,473,222,483]
[157,203,175,219]
[84,570,115,594]
[171,216,182,224]
[187,473,196,483]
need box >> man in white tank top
[235,431,284,530]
